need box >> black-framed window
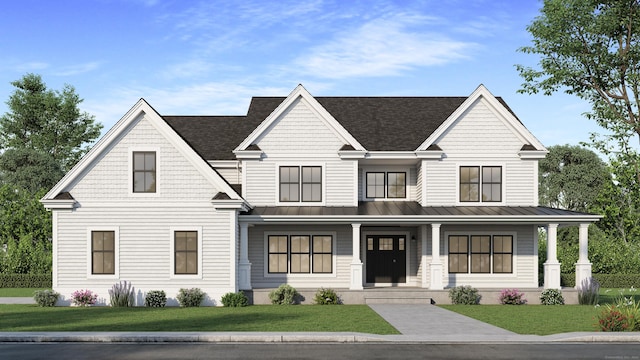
[91,231,115,275]
[366,171,406,199]
[279,166,322,202]
[448,235,513,274]
[174,231,198,274]
[268,234,333,274]
[460,166,501,202]
[133,151,156,193]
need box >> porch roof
[240,202,601,225]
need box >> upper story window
[279,166,322,202]
[366,172,406,199]
[133,151,156,193]
[459,166,501,202]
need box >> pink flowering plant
[71,289,98,306]
[499,289,527,305]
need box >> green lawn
[0,305,399,334]
[0,288,47,297]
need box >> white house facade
[42,85,601,305]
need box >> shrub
[448,285,481,305]
[221,292,250,307]
[578,277,600,305]
[145,290,167,307]
[269,284,299,305]
[33,289,59,307]
[499,289,527,305]
[314,288,341,305]
[596,307,630,331]
[540,289,564,305]
[71,289,98,306]
[0,273,52,288]
[177,288,205,307]
[108,280,135,307]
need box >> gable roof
[42,99,245,204]
[162,85,531,160]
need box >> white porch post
[575,223,592,289]
[429,223,443,290]
[238,222,252,290]
[544,223,561,289]
[421,225,428,288]
[350,223,363,290]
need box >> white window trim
[444,231,517,279]
[455,163,506,206]
[361,166,411,202]
[169,226,203,279]
[275,162,326,206]
[86,226,120,280]
[263,231,337,278]
[362,230,412,286]
[128,147,161,197]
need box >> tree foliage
[0,73,102,174]
[539,144,610,211]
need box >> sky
[0,0,599,148]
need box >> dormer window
[279,166,322,203]
[366,172,406,199]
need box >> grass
[0,288,47,297]
[0,304,399,334]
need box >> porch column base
[543,262,561,289]
[429,263,443,290]
[350,262,363,290]
[238,262,252,290]
[575,262,593,289]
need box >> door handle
[393,259,396,263]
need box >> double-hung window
[459,166,501,202]
[174,231,198,275]
[279,166,322,202]
[448,234,513,274]
[366,172,406,199]
[268,234,333,274]
[91,231,115,275]
[133,151,156,193]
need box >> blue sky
[0,0,598,148]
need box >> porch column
[575,223,592,289]
[543,223,561,289]
[238,222,252,290]
[421,225,428,288]
[429,223,443,290]
[350,223,363,290]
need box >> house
[41,84,601,305]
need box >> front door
[366,235,406,284]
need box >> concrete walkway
[2,299,640,343]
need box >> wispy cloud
[53,62,102,76]
[15,61,50,72]
[293,14,479,79]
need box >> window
[366,171,406,199]
[174,231,198,274]
[459,166,501,202]
[267,234,333,274]
[279,166,322,202]
[133,152,156,193]
[448,235,513,274]
[91,231,115,275]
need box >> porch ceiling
[240,202,602,225]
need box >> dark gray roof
[242,202,599,222]
[163,95,521,160]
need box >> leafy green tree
[0,185,51,247]
[0,73,102,175]
[539,144,610,212]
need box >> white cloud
[53,62,102,77]
[15,61,50,72]
[293,14,479,79]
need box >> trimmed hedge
[561,273,640,288]
[0,274,52,288]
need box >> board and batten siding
[248,224,352,288]
[53,113,238,305]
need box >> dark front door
[366,235,406,284]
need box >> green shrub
[108,281,135,307]
[499,289,527,305]
[314,288,341,305]
[540,289,565,305]
[177,288,205,307]
[144,290,167,307]
[269,284,300,305]
[33,289,59,307]
[448,285,481,305]
[221,292,250,307]
[0,273,52,288]
[578,277,600,305]
[562,273,640,288]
